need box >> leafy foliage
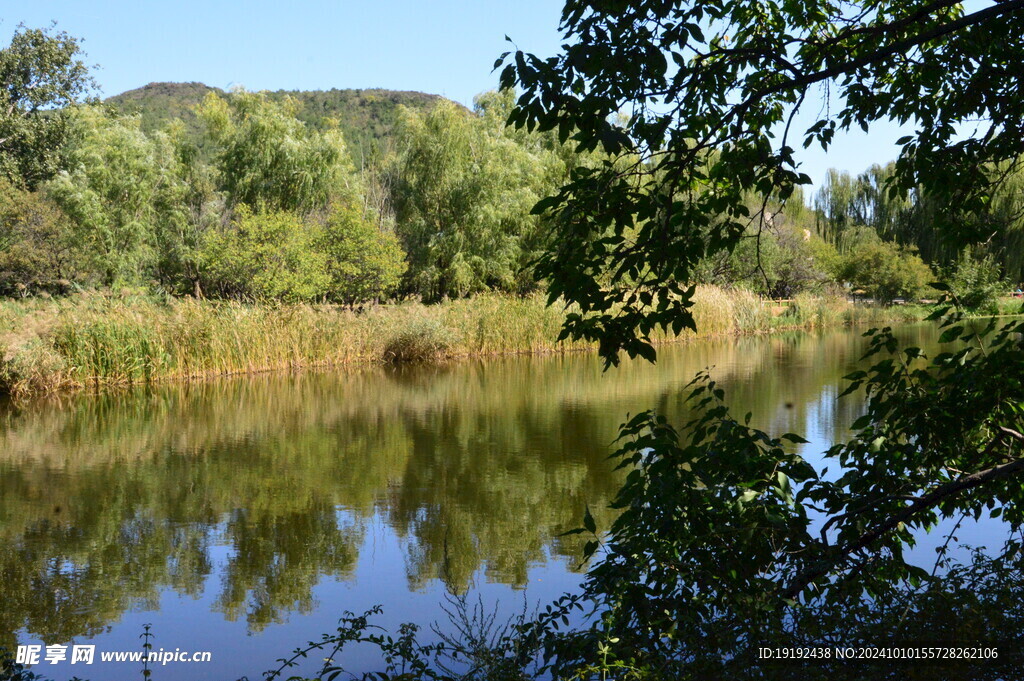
[0,24,96,189]
[492,0,1024,676]
[391,93,564,301]
[47,107,185,287]
[695,195,841,298]
[501,0,1024,365]
[198,207,329,302]
[944,251,1006,313]
[197,91,353,214]
[0,179,89,295]
[815,161,1024,288]
[838,231,934,303]
[320,201,406,305]
[531,303,1024,678]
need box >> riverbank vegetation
[0,24,951,397]
[0,288,924,396]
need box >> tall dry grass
[0,288,923,397]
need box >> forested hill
[105,81,447,156]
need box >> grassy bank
[0,288,923,397]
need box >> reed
[0,288,927,397]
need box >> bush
[198,207,330,302]
[381,316,459,362]
[839,237,933,304]
[946,252,1005,313]
[0,180,90,296]
[320,201,407,306]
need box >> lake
[0,322,1001,680]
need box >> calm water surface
[0,323,1000,680]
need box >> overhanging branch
[783,439,1024,600]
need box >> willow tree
[498,0,1024,677]
[196,91,355,214]
[391,94,563,301]
[47,107,185,287]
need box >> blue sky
[1,0,564,106]
[2,0,905,190]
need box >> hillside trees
[34,89,408,303]
[501,0,1024,675]
[1,26,968,312]
[154,122,224,297]
[0,25,96,190]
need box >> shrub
[381,316,459,362]
[320,201,407,306]
[946,252,1005,313]
[839,238,933,304]
[198,207,329,302]
[0,180,90,296]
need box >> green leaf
[851,414,872,430]
[583,505,597,534]
[938,325,964,343]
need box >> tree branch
[760,0,1024,101]
[783,444,1024,599]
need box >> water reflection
[0,324,943,672]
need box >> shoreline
[0,289,927,399]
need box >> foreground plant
[489,0,1024,676]
[535,298,1024,678]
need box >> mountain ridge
[105,81,451,157]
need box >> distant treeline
[104,81,445,159]
[0,27,1019,312]
[1,83,577,305]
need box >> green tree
[198,207,329,302]
[815,165,915,249]
[888,161,1024,286]
[838,230,933,304]
[152,120,226,297]
[696,191,841,297]
[0,25,96,189]
[391,94,560,301]
[502,0,1023,363]
[945,250,1006,313]
[0,179,90,295]
[319,201,406,306]
[500,0,1024,676]
[197,91,354,214]
[47,107,185,287]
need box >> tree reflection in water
[0,324,940,647]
